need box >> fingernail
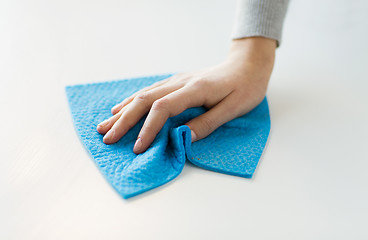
[133,137,143,153]
[103,129,115,142]
[98,120,109,128]
[190,130,197,142]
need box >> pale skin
[97,37,276,154]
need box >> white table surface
[1,0,368,239]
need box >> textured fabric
[232,0,290,46]
[65,74,271,199]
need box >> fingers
[185,91,241,142]
[101,83,181,144]
[102,100,149,144]
[111,78,170,115]
[110,95,134,115]
[96,104,128,134]
[133,86,204,154]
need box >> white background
[1,0,368,239]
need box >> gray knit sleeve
[231,0,290,46]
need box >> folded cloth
[65,74,271,199]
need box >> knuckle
[120,116,135,130]
[152,98,170,112]
[200,116,216,132]
[134,92,151,103]
[141,125,157,136]
[189,77,208,89]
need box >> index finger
[111,78,171,114]
[133,86,204,154]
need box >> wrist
[225,37,276,70]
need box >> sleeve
[231,0,290,47]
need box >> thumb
[185,97,239,142]
[185,114,219,142]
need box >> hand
[97,37,276,154]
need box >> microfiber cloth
[65,74,271,199]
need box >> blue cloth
[65,74,271,199]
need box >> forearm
[232,0,290,46]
